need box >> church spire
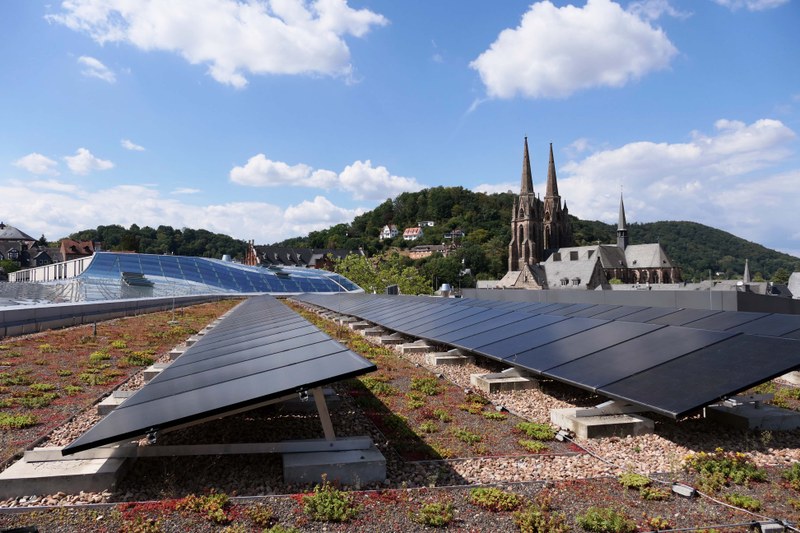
[617,191,629,250]
[545,143,559,198]
[743,258,751,283]
[520,137,534,196]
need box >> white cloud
[64,148,114,175]
[229,154,315,187]
[13,153,60,176]
[470,0,677,99]
[473,182,517,195]
[230,155,423,201]
[78,55,116,83]
[49,0,388,88]
[557,118,798,254]
[0,180,359,245]
[170,187,201,194]
[284,195,362,234]
[628,0,691,20]
[338,160,422,200]
[711,0,789,11]
[121,139,145,151]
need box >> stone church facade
[500,139,680,290]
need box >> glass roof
[73,252,361,298]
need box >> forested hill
[68,224,247,260]
[274,186,799,282]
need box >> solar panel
[680,311,767,331]
[473,317,610,361]
[63,295,376,455]
[543,327,736,390]
[412,308,507,338]
[600,335,800,418]
[724,313,800,337]
[617,307,682,323]
[293,294,800,419]
[449,314,567,350]
[546,303,598,316]
[588,306,648,321]
[566,304,622,318]
[504,321,662,371]
[648,308,722,326]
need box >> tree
[37,234,48,247]
[772,268,791,285]
[334,253,430,295]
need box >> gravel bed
[2,301,800,528]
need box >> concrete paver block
[551,408,654,439]
[283,444,386,486]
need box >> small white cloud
[171,187,201,195]
[229,154,314,187]
[338,160,423,200]
[121,139,145,151]
[64,148,114,175]
[230,154,423,201]
[78,55,116,83]
[628,0,691,20]
[13,153,60,176]
[470,0,677,99]
[711,0,789,11]
[284,195,362,234]
[473,182,517,195]
[50,0,388,88]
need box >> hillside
[274,186,799,283]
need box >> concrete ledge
[348,321,372,331]
[426,349,475,366]
[470,371,538,394]
[0,448,132,499]
[379,333,406,345]
[283,444,386,486]
[551,408,654,439]
[363,327,386,337]
[400,340,432,354]
[184,335,202,346]
[168,348,185,361]
[780,372,800,387]
[97,390,136,415]
[707,403,800,431]
[143,362,171,383]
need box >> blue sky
[2,0,799,258]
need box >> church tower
[508,137,541,271]
[617,192,629,250]
[542,143,571,254]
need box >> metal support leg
[313,387,336,441]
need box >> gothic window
[519,207,525,218]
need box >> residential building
[379,224,399,240]
[403,227,423,241]
[244,241,360,269]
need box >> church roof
[545,143,559,198]
[541,255,603,289]
[625,243,676,269]
[0,222,35,242]
[520,137,534,196]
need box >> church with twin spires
[499,138,681,290]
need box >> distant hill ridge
[62,187,798,283]
[274,186,800,282]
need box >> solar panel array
[295,294,800,418]
[63,295,376,454]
